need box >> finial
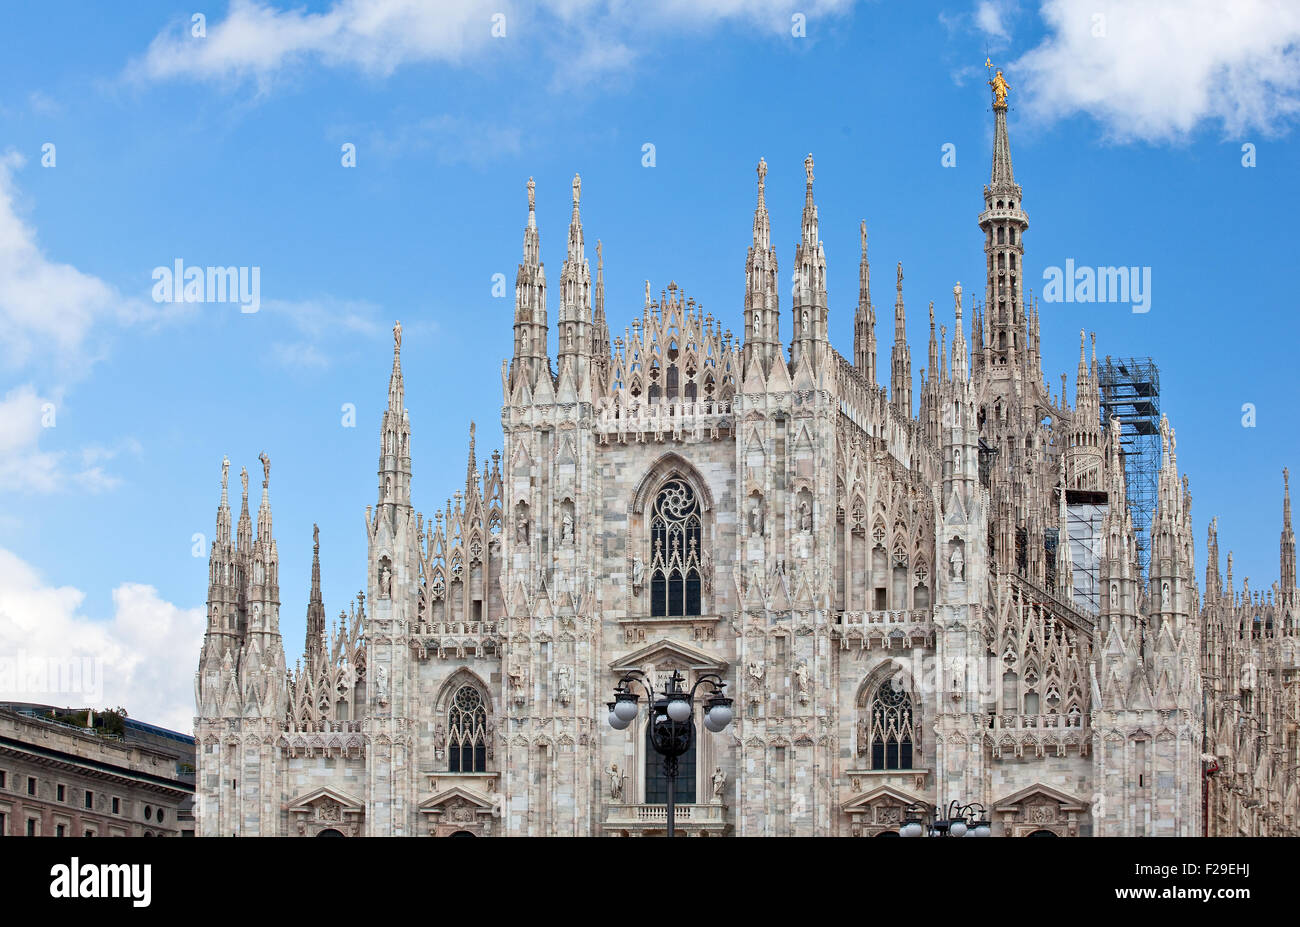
[221,456,230,492]
[860,220,867,254]
[896,262,903,288]
[258,451,270,487]
[804,153,814,187]
[572,173,581,206]
[757,157,767,185]
[527,176,535,212]
[393,319,402,353]
[645,279,651,308]
[596,239,602,267]
[240,466,248,498]
[313,523,319,548]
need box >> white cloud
[129,0,859,89]
[0,151,158,379]
[974,0,1019,41]
[0,548,204,732]
[0,385,130,494]
[1013,0,1300,142]
[263,297,386,370]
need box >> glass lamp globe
[613,696,639,724]
[667,697,691,722]
[902,821,922,838]
[949,820,968,838]
[974,823,991,838]
[706,702,732,730]
[608,709,631,730]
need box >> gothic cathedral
[195,78,1299,837]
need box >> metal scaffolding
[1098,356,1160,581]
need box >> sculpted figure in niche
[712,767,726,801]
[379,563,392,598]
[557,665,572,706]
[799,499,812,532]
[608,764,623,801]
[561,510,574,543]
[631,555,645,594]
[749,496,765,536]
[795,662,810,696]
[949,540,965,582]
[515,509,529,544]
[747,658,764,681]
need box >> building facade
[194,77,1299,837]
[0,703,194,837]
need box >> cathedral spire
[744,157,780,375]
[854,221,877,383]
[1282,468,1296,601]
[791,153,828,369]
[256,451,273,542]
[216,455,232,544]
[511,177,549,391]
[305,523,325,664]
[890,262,912,417]
[466,421,478,492]
[236,464,252,552]
[558,173,592,371]
[978,64,1031,399]
[951,282,968,381]
[592,239,611,391]
[377,321,413,515]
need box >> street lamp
[900,800,992,837]
[607,669,733,837]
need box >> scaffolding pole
[1098,356,1161,582]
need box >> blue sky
[1,0,1297,728]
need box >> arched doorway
[1026,829,1058,837]
[316,828,345,837]
[449,830,476,837]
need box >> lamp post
[607,669,733,837]
[899,800,992,837]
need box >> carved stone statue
[747,658,764,681]
[393,319,402,351]
[712,766,726,802]
[701,549,713,594]
[749,497,764,536]
[561,511,574,543]
[557,665,572,706]
[608,763,623,801]
[795,662,810,699]
[799,499,812,532]
[515,510,529,544]
[375,665,389,707]
[379,565,392,598]
[949,542,965,582]
[631,555,645,594]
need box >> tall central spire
[978,64,1033,395]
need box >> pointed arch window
[447,685,488,773]
[868,679,915,770]
[650,479,702,617]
